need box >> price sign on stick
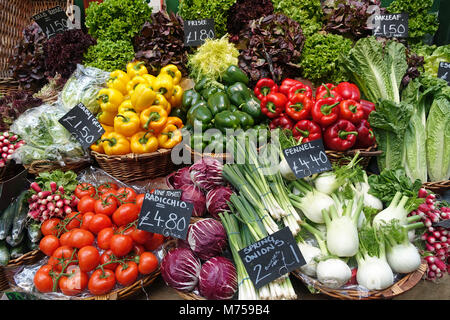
[239,227,306,289]
[32,6,69,38]
[283,138,332,179]
[184,19,215,47]
[372,13,408,38]
[137,193,193,240]
[58,103,105,150]
[437,62,450,85]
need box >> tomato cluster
[34,182,163,297]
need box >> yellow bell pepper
[142,74,157,88]
[169,85,183,108]
[114,112,141,137]
[107,70,130,95]
[152,93,172,114]
[102,124,115,133]
[131,84,157,113]
[118,100,138,115]
[97,110,117,127]
[126,76,148,96]
[130,131,159,154]
[166,116,184,129]
[97,88,124,114]
[140,106,168,133]
[160,64,182,85]
[127,61,148,79]
[101,132,131,155]
[157,124,182,149]
[90,139,104,154]
[153,74,174,100]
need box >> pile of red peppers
[254,78,377,151]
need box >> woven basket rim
[292,261,427,300]
[6,250,43,268]
[91,148,173,160]
[422,180,450,187]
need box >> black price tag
[239,227,306,289]
[184,19,215,47]
[150,188,182,199]
[437,62,450,85]
[372,13,408,38]
[32,6,69,39]
[58,103,105,150]
[432,219,450,229]
[137,193,193,240]
[283,139,332,179]
[0,170,29,212]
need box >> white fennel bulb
[373,192,410,228]
[356,255,394,290]
[314,172,338,195]
[316,258,352,289]
[387,242,421,274]
[297,242,322,277]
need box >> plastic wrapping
[58,64,110,115]
[10,103,89,165]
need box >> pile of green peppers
[171,65,267,152]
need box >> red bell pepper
[315,84,342,101]
[324,120,358,151]
[254,78,278,100]
[285,94,314,121]
[355,119,376,148]
[315,83,336,97]
[311,97,340,128]
[269,114,294,130]
[287,83,313,99]
[279,78,302,96]
[339,99,365,124]
[359,99,376,119]
[292,120,322,143]
[335,82,361,101]
[260,92,288,119]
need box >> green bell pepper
[228,105,238,112]
[233,111,254,130]
[214,110,240,134]
[221,65,249,86]
[201,86,224,100]
[188,103,213,132]
[186,101,208,126]
[181,89,203,113]
[207,92,230,116]
[226,82,253,107]
[194,77,209,92]
[240,95,262,122]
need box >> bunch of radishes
[0,131,25,167]
[28,181,79,222]
[408,188,449,281]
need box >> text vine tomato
[88,269,116,296]
[41,218,61,236]
[74,183,96,199]
[63,211,82,231]
[49,246,77,272]
[68,228,94,248]
[110,234,133,257]
[34,264,57,293]
[58,265,88,296]
[138,252,158,275]
[99,249,119,271]
[77,195,97,214]
[97,227,115,250]
[94,198,117,217]
[116,187,137,203]
[78,246,100,272]
[80,212,95,230]
[88,214,113,234]
[115,261,139,286]
[112,203,139,226]
[39,235,60,256]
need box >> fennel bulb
[386,243,421,274]
[314,172,338,195]
[373,192,409,228]
[316,258,352,289]
[356,255,394,290]
[279,157,297,181]
[297,241,322,277]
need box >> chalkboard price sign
[432,219,450,229]
[184,19,215,47]
[58,103,105,150]
[372,13,408,38]
[239,227,306,289]
[32,6,69,39]
[137,193,193,240]
[149,189,182,199]
[283,139,332,179]
[437,61,450,85]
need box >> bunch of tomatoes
[34,182,163,297]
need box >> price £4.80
[139,210,187,237]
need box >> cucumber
[26,236,40,251]
[10,242,27,260]
[11,191,29,240]
[0,200,17,240]
[27,221,42,243]
[6,231,24,247]
[0,240,10,266]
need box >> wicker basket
[0,250,45,291]
[24,158,92,175]
[422,180,450,194]
[326,144,381,169]
[292,261,428,300]
[91,149,177,183]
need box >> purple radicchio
[206,186,233,220]
[180,184,207,217]
[187,218,228,261]
[161,247,201,292]
[167,166,194,189]
[198,256,237,300]
[189,157,225,192]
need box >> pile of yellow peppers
[92,61,184,156]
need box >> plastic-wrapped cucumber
[27,222,42,243]
[6,231,24,247]
[0,240,10,266]
[0,200,17,240]
[11,191,29,240]
[10,242,27,259]
[26,236,40,251]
